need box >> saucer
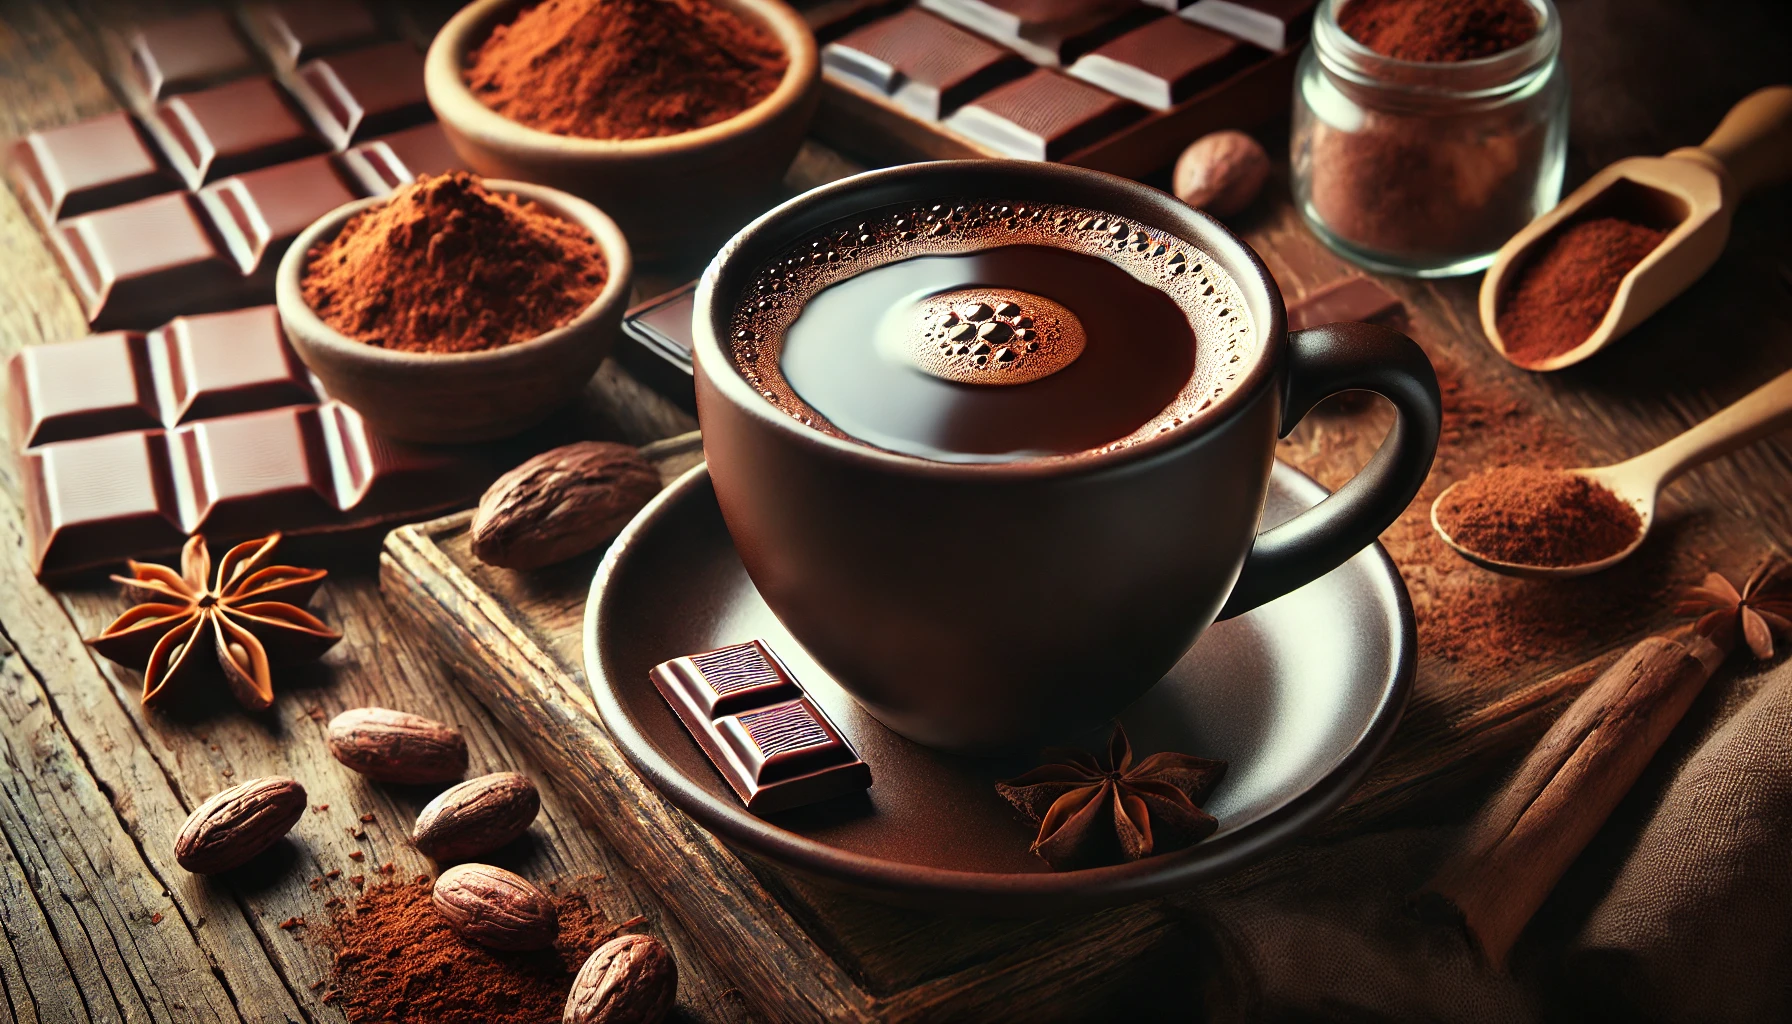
[585,463,1413,916]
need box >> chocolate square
[339,123,470,196]
[51,192,247,330]
[1068,17,1255,110]
[650,641,871,814]
[23,431,187,578]
[242,0,385,67]
[824,9,1032,120]
[6,113,179,223]
[198,154,361,279]
[148,76,327,189]
[8,332,162,447]
[292,42,431,148]
[152,307,321,425]
[1181,0,1315,51]
[917,0,1154,66]
[178,405,339,536]
[121,10,259,100]
[943,68,1144,159]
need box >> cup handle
[1217,320,1441,619]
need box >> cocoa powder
[466,0,787,141]
[1495,216,1667,366]
[318,878,631,1023]
[1434,467,1643,567]
[1338,0,1538,62]
[301,172,607,355]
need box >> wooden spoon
[1479,85,1792,372]
[1433,367,1792,578]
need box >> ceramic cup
[693,161,1442,753]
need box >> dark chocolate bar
[5,112,180,223]
[242,0,387,68]
[118,10,259,101]
[197,154,360,280]
[1067,17,1254,110]
[617,283,699,413]
[824,9,1032,119]
[651,641,872,814]
[10,309,489,576]
[51,192,249,330]
[1286,276,1404,332]
[1181,0,1314,52]
[291,42,431,148]
[943,68,1144,159]
[147,76,327,189]
[919,0,1156,65]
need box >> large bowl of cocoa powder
[276,172,633,443]
[425,0,820,261]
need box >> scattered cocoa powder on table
[1495,216,1668,366]
[317,878,632,1023]
[301,172,607,355]
[1434,466,1643,567]
[466,0,787,141]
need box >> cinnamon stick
[1417,625,1730,967]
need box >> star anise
[995,725,1227,871]
[87,534,342,711]
[1673,559,1792,661]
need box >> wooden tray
[380,444,1618,1022]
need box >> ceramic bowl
[275,179,633,444]
[423,0,821,261]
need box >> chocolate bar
[242,0,387,68]
[5,112,180,223]
[291,42,431,148]
[118,10,259,101]
[1067,17,1253,110]
[9,309,485,577]
[651,641,871,814]
[944,68,1145,159]
[1181,0,1314,52]
[617,283,699,413]
[824,9,1033,119]
[918,0,1156,66]
[146,76,328,189]
[1286,276,1404,332]
[810,0,1297,176]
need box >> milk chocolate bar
[919,0,1156,66]
[242,0,387,68]
[290,42,431,148]
[117,10,259,101]
[1067,17,1252,110]
[4,112,180,223]
[651,641,872,814]
[9,308,486,577]
[146,76,329,189]
[52,192,250,330]
[944,68,1145,159]
[824,9,1032,120]
[198,154,360,281]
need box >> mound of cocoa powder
[1434,466,1643,568]
[301,172,607,355]
[316,877,635,1023]
[466,0,787,141]
[1338,0,1538,63]
[1495,216,1667,366]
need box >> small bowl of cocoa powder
[424,0,819,261]
[276,171,633,443]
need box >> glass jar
[1291,0,1568,277]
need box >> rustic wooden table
[1,0,1788,1021]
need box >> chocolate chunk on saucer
[650,641,871,814]
[944,68,1145,160]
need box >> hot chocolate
[727,200,1258,463]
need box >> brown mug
[693,161,1440,753]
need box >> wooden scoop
[1432,367,1792,578]
[1479,85,1792,371]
